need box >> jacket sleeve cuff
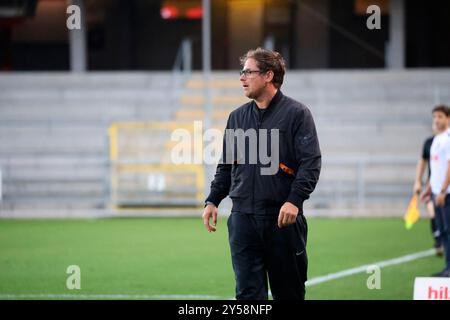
[205,191,221,207]
[286,192,305,213]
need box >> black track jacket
[205,90,321,215]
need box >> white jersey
[430,129,450,195]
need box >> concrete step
[0,197,106,210]
[0,72,175,89]
[0,89,180,104]
[0,155,106,166]
[0,69,448,212]
[0,106,176,122]
[0,139,107,154]
[2,166,106,180]
[3,180,104,196]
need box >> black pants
[431,217,442,248]
[434,194,450,270]
[227,212,308,300]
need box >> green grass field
[0,217,445,300]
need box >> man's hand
[420,187,431,203]
[202,204,218,232]
[413,180,421,195]
[436,192,446,207]
[278,202,299,228]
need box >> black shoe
[431,269,450,277]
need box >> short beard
[246,84,266,100]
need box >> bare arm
[420,182,431,203]
[413,159,426,194]
[440,160,450,193]
[436,160,450,207]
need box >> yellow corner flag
[404,194,421,229]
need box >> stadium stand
[0,70,449,216]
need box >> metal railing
[107,121,205,209]
[315,156,417,209]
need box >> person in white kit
[421,105,450,277]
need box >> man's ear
[264,70,273,84]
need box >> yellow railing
[108,122,205,209]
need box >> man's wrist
[205,201,216,208]
[286,192,305,213]
[440,188,448,195]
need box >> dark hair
[240,48,286,89]
[432,105,450,117]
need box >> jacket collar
[252,89,283,115]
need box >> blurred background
[1,0,450,301]
[1,0,449,218]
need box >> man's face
[240,58,270,100]
[432,111,448,132]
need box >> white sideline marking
[305,248,436,286]
[0,249,437,300]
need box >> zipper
[252,107,264,214]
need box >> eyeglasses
[239,69,266,78]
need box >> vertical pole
[68,0,87,72]
[387,0,405,69]
[357,162,365,208]
[182,38,192,77]
[202,0,212,130]
[0,167,2,204]
[202,0,212,82]
[202,0,212,203]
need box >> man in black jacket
[202,48,321,300]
